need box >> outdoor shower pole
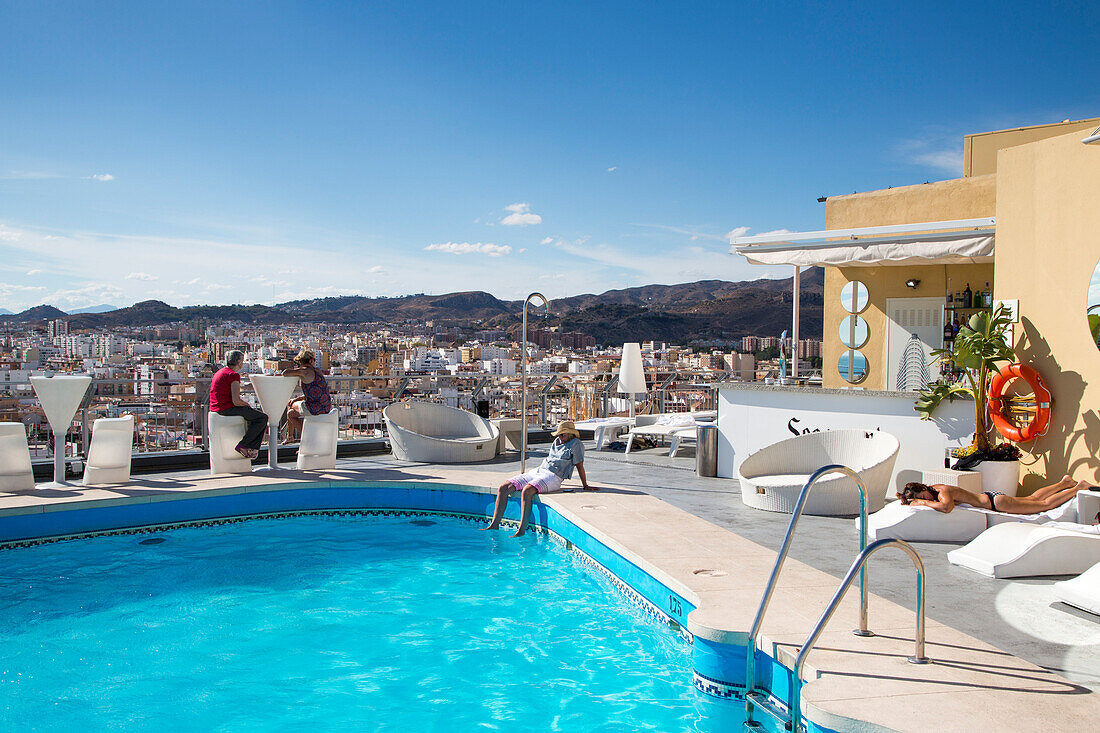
[520,292,550,473]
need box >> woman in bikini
[279,349,332,444]
[897,475,1092,515]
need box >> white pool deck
[1,450,1097,732]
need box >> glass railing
[2,371,723,462]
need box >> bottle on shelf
[962,283,973,309]
[952,312,961,337]
[983,282,992,308]
[946,279,953,307]
[943,312,954,344]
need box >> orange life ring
[988,363,1051,442]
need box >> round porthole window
[841,281,869,314]
[838,350,868,384]
[839,315,869,349]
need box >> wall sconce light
[905,279,921,289]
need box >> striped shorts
[507,468,564,494]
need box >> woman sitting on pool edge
[482,420,594,537]
[898,475,1092,515]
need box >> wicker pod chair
[737,429,900,515]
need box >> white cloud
[366,265,385,274]
[897,133,964,176]
[125,272,158,281]
[0,171,61,180]
[274,286,366,301]
[912,149,963,174]
[759,229,794,237]
[173,277,200,286]
[88,173,114,182]
[425,242,513,257]
[43,282,124,309]
[25,269,41,275]
[726,226,750,240]
[204,283,231,291]
[540,236,590,248]
[500,202,542,227]
[607,166,617,173]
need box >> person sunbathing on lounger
[898,475,1093,514]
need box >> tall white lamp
[617,343,647,418]
[30,375,92,486]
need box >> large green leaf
[916,303,1016,421]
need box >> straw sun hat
[552,421,580,439]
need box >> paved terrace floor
[1,442,1098,731]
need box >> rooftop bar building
[729,117,1100,493]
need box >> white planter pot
[975,460,1020,496]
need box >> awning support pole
[792,265,800,380]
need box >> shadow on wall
[1015,317,1096,493]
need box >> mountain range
[0,269,823,345]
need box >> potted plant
[915,305,1022,493]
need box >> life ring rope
[988,363,1052,443]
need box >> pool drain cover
[410,519,436,527]
[139,537,166,545]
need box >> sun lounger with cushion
[863,496,1083,543]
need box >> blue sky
[0,1,1096,311]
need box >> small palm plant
[914,305,1016,453]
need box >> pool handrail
[744,463,869,729]
[789,537,930,732]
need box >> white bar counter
[716,382,973,491]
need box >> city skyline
[2,2,1096,311]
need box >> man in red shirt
[209,350,268,459]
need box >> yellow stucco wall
[994,129,1100,489]
[824,265,995,391]
[822,176,997,390]
[964,117,1100,177]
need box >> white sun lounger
[947,521,1100,578]
[624,412,715,455]
[1054,561,1100,616]
[573,417,634,450]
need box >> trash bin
[696,424,718,478]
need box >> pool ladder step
[744,691,792,730]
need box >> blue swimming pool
[0,513,747,731]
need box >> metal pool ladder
[742,465,931,731]
[743,464,870,731]
[786,538,930,732]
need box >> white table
[490,418,524,453]
[30,375,92,486]
[249,375,299,470]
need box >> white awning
[737,232,994,267]
[731,218,996,268]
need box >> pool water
[0,514,744,731]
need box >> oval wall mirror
[838,349,868,384]
[841,280,869,314]
[1089,257,1100,351]
[838,315,869,349]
